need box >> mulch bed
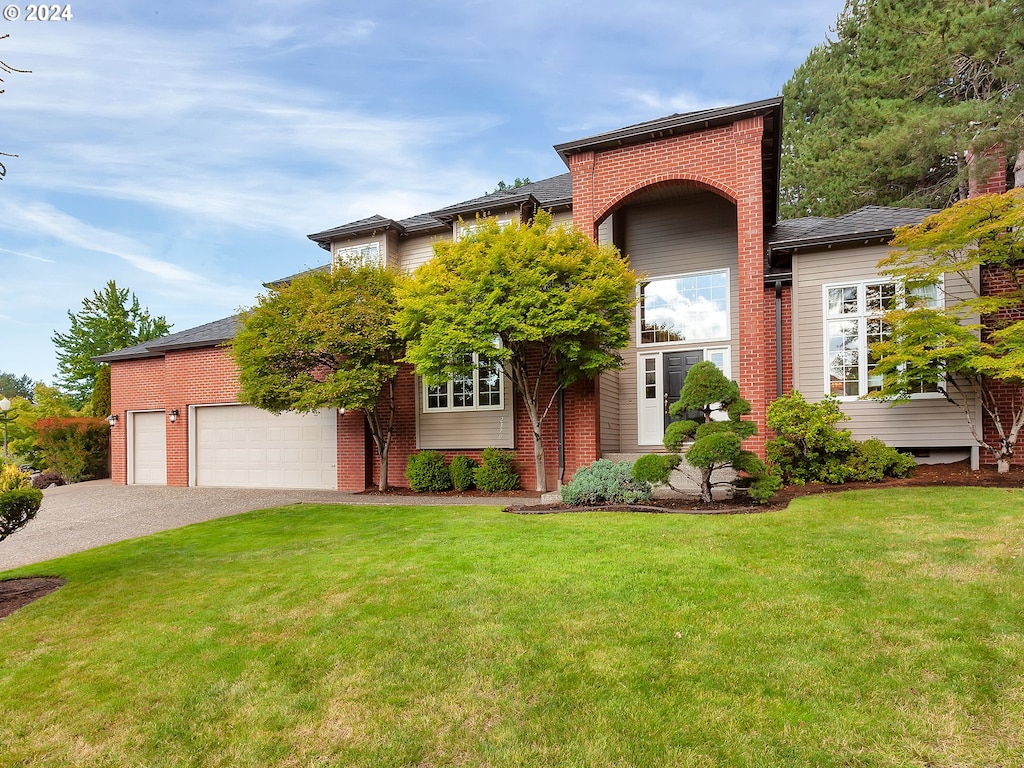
[0,577,65,620]
[2,462,1021,618]
[506,460,1024,515]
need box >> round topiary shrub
[449,455,478,491]
[0,486,43,542]
[404,451,452,492]
[474,448,520,492]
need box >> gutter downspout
[558,388,566,486]
[775,280,784,398]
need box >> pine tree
[782,0,1024,218]
[52,281,171,408]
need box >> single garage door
[194,406,337,489]
[131,411,167,485]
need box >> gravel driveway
[0,480,533,571]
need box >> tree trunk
[532,423,546,492]
[998,457,1010,474]
[1014,148,1024,190]
[699,467,714,503]
[378,449,389,491]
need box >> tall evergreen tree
[52,281,171,408]
[782,0,1024,218]
[0,371,35,401]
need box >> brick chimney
[967,143,1008,197]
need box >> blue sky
[0,0,844,386]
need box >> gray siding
[616,193,739,453]
[552,210,575,228]
[415,376,515,450]
[399,233,447,273]
[792,244,977,447]
[599,370,621,453]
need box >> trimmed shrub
[747,472,784,504]
[766,392,857,484]
[632,453,682,487]
[405,451,452,492]
[0,487,43,542]
[474,448,520,492]
[767,392,918,485]
[848,438,917,482]
[561,459,653,506]
[449,455,477,491]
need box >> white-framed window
[638,268,730,345]
[423,353,504,412]
[455,216,514,241]
[333,241,383,268]
[824,279,942,398]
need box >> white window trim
[454,215,514,242]
[822,278,945,402]
[637,267,732,347]
[421,353,505,413]
[636,346,731,445]
[333,240,384,268]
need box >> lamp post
[0,396,12,459]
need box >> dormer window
[334,241,383,268]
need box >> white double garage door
[130,405,338,490]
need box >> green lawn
[1,488,1022,767]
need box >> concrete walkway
[0,480,537,571]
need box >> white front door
[638,354,664,446]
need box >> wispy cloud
[0,246,54,263]
[4,19,500,235]
[1,200,236,297]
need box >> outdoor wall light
[106,413,119,427]
[339,407,346,416]
[169,409,179,423]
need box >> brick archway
[564,116,770,453]
[593,177,740,233]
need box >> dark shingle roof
[308,174,574,250]
[93,315,241,363]
[264,264,330,289]
[427,174,573,220]
[307,214,407,250]
[767,206,936,257]
[552,98,783,161]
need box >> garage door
[131,411,167,485]
[194,406,337,489]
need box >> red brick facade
[567,117,770,454]
[110,346,598,491]
[979,265,1024,467]
[109,348,245,486]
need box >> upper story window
[639,269,730,345]
[824,280,942,398]
[454,216,514,242]
[334,241,383,268]
[423,353,504,412]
